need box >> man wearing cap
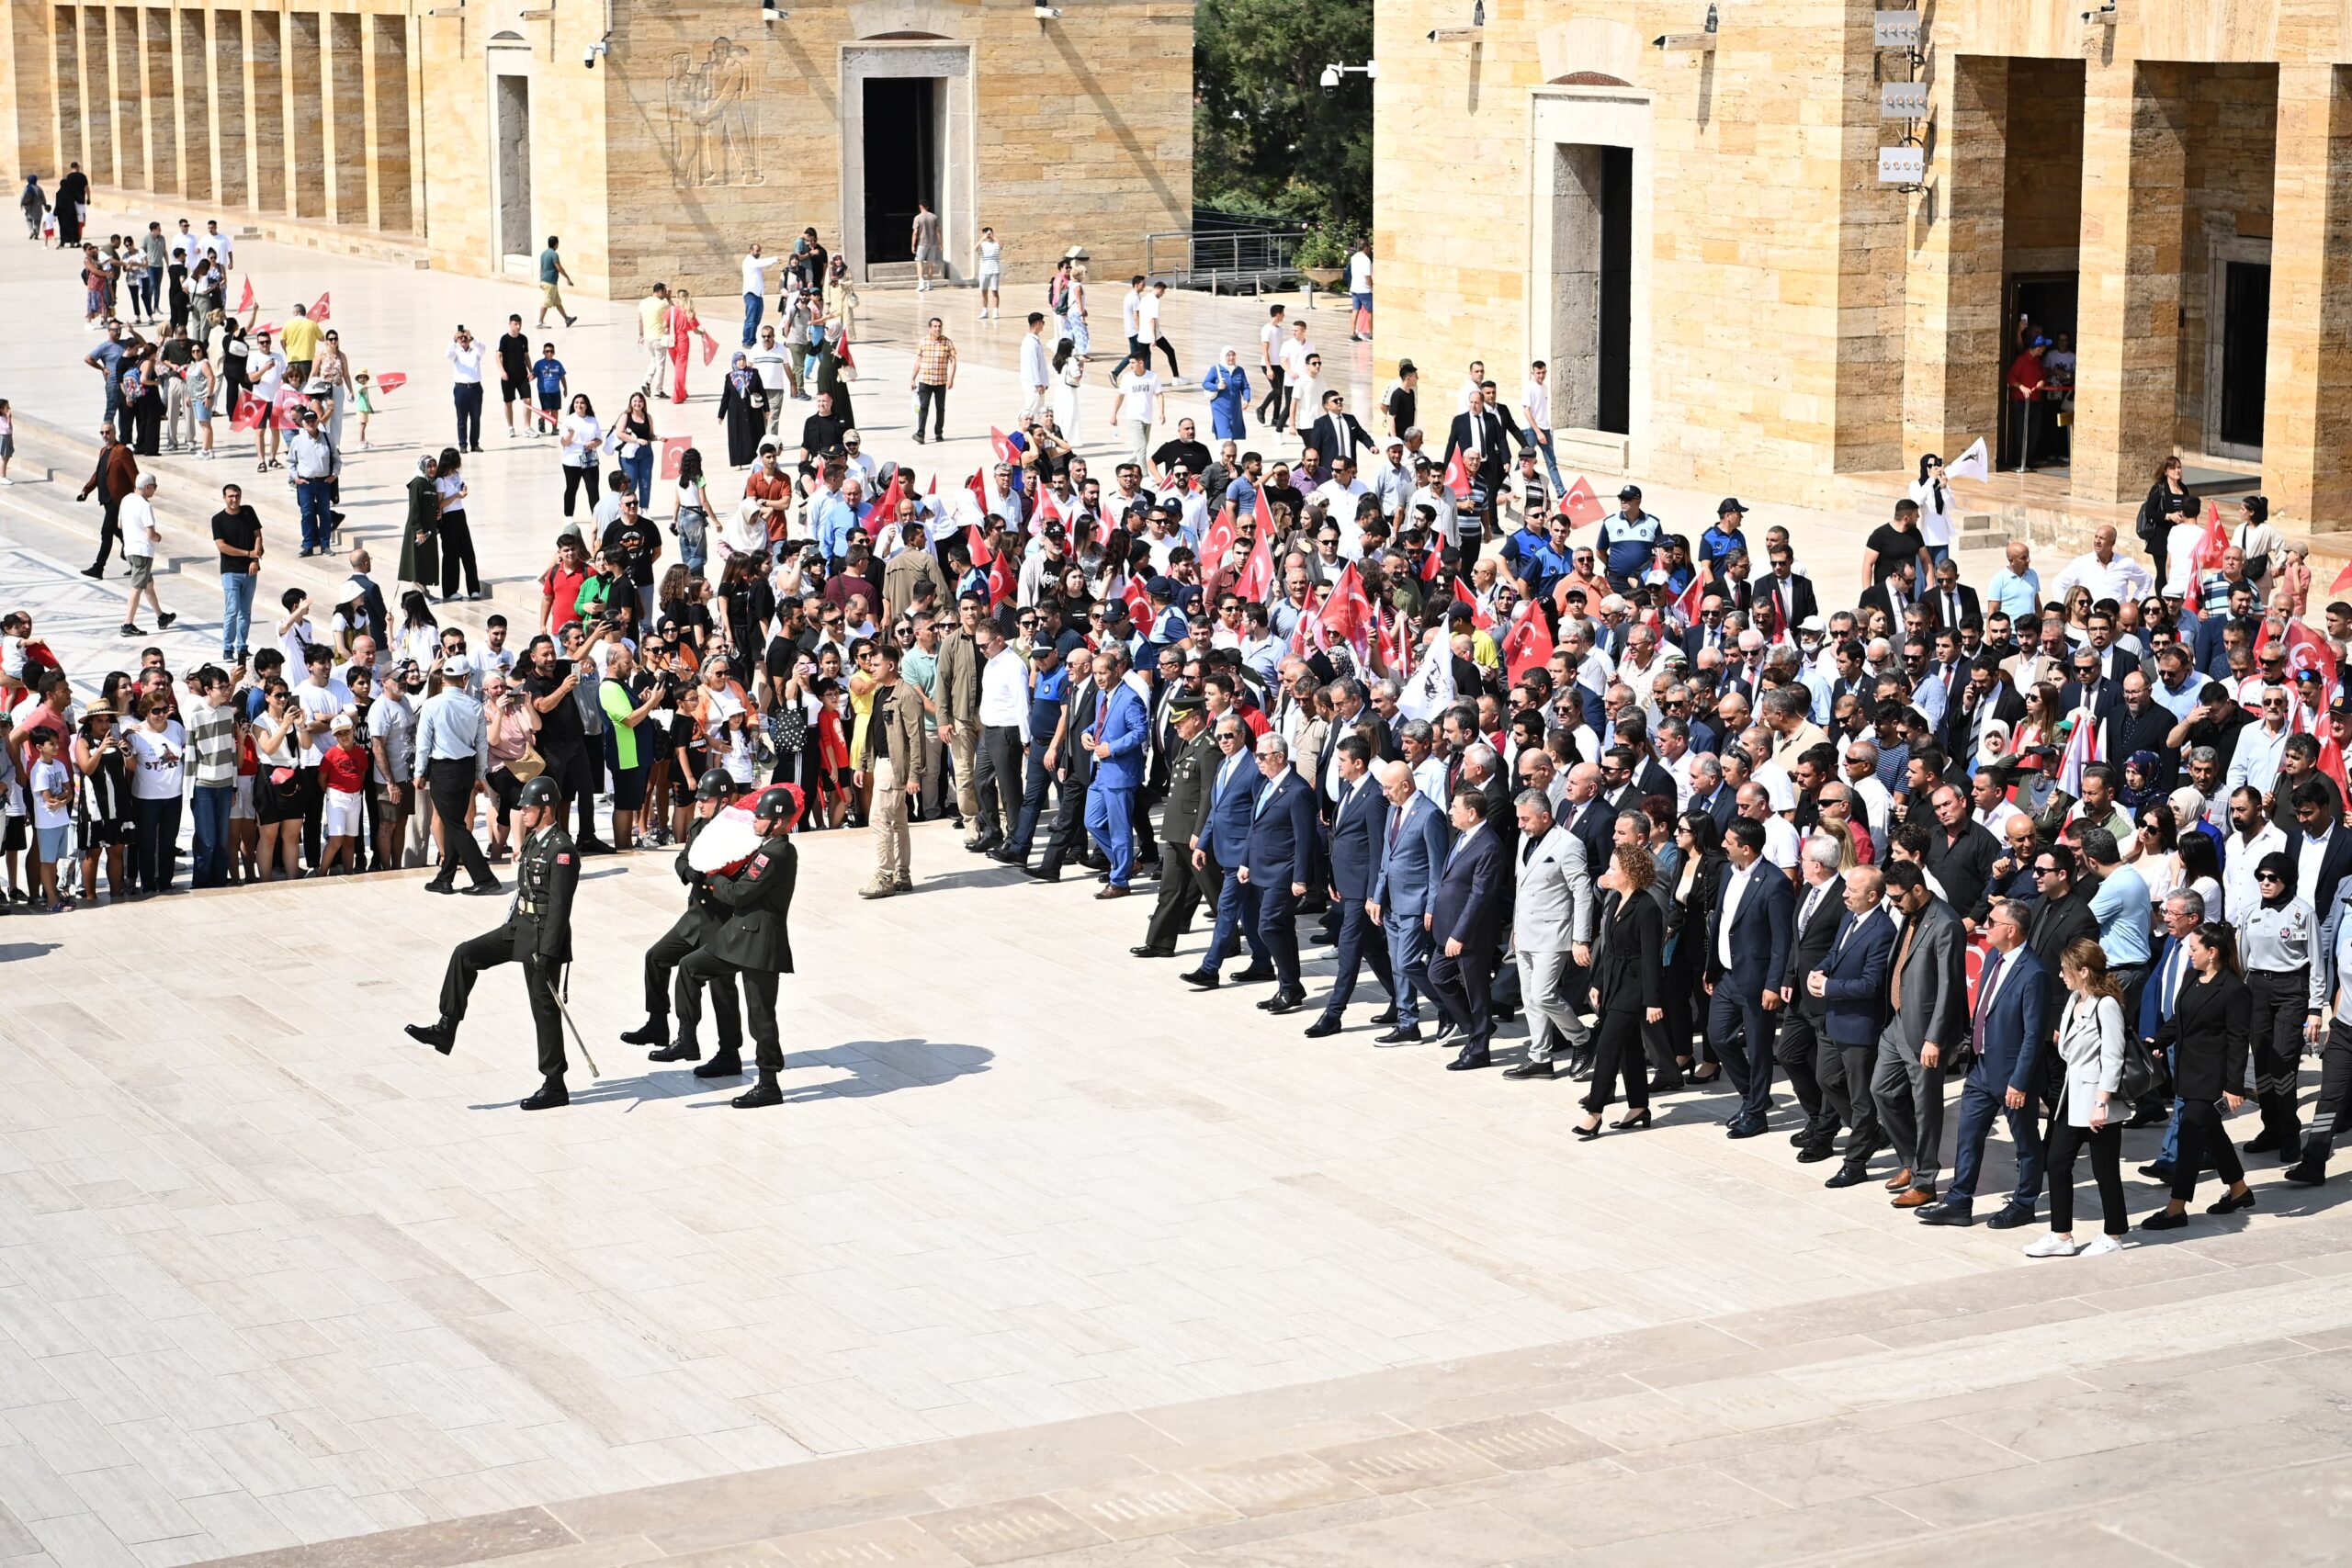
[286,404,339,558]
[1596,486,1663,593]
[681,784,800,1108]
[623,773,744,1061]
[405,775,578,1111]
[1700,500,1748,571]
[1136,697,1216,956]
[413,651,503,896]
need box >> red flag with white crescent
[1453,579,1495,632]
[2189,499,2230,576]
[965,522,993,567]
[311,291,331,321]
[1559,475,1605,527]
[237,276,255,311]
[1442,448,1473,499]
[1501,603,1555,683]
[1236,525,1273,602]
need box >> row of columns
[48,4,418,237]
[1904,54,2352,531]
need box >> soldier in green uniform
[405,774,581,1111]
[1133,696,1216,957]
[675,784,798,1109]
[620,771,743,1062]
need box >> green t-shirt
[540,248,561,284]
[600,680,639,771]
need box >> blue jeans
[1202,868,1270,974]
[1384,913,1430,1027]
[220,569,258,654]
[618,447,653,507]
[1085,784,1135,887]
[1945,1071,2044,1208]
[1525,430,1564,493]
[741,291,763,347]
[2160,1043,2188,1166]
[296,478,333,552]
[191,783,232,887]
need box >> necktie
[1890,917,1918,1013]
[1973,949,2005,1055]
[1836,912,1856,953]
[2161,942,2185,1016]
[1387,806,1402,850]
[1801,884,1825,930]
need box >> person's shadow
[0,941,62,964]
[662,1037,992,1108]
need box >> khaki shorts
[543,282,566,308]
[124,554,153,589]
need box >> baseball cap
[443,652,473,679]
[1617,484,1642,502]
[1717,497,1745,516]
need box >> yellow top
[280,315,322,361]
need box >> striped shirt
[186,698,241,787]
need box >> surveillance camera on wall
[762,3,786,19]
[1319,65,1340,92]
[583,36,608,67]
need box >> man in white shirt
[740,243,782,347]
[971,623,1031,852]
[118,473,175,637]
[747,326,790,436]
[1520,361,1563,491]
[2050,524,2157,605]
[1309,457,1371,554]
[2228,685,2294,795]
[1020,311,1053,420]
[1109,351,1161,466]
[1346,242,1374,341]
[2223,784,2287,924]
[1278,321,1315,413]
[446,324,487,453]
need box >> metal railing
[1145,221,1312,293]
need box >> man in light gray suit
[1369,758,1450,1045]
[1503,790,1593,1080]
[1873,861,1970,1208]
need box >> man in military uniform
[405,774,580,1110]
[619,771,741,1061]
[1133,696,1215,956]
[677,784,798,1108]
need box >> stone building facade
[1372,0,2352,532]
[0,0,1193,301]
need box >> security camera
[1319,64,1340,92]
[583,35,608,67]
[761,2,785,17]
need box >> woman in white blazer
[2030,938,2131,1258]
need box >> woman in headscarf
[398,452,440,594]
[715,353,767,469]
[19,175,46,241]
[1202,346,1251,441]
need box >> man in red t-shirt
[2006,338,2048,474]
[539,535,591,636]
[743,448,794,542]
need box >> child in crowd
[353,370,376,448]
[28,730,70,912]
[317,714,369,874]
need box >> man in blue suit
[1240,731,1318,1013]
[1917,899,2048,1227]
[2137,888,2201,1182]
[1427,786,1510,1068]
[1705,817,1794,1135]
[1306,735,1396,1036]
[1369,757,1449,1044]
[1811,865,1899,1188]
[1080,646,1148,897]
[1181,716,1272,989]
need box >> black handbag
[2115,1033,2166,1102]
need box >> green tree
[1193,0,1373,231]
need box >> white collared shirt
[1716,857,1756,968]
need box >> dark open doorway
[2219,259,2270,452]
[2002,273,2077,468]
[1596,145,1632,435]
[863,77,939,265]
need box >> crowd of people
[13,208,2352,1237]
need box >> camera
[583,37,609,68]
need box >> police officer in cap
[677,784,798,1108]
[405,774,581,1110]
[620,771,743,1062]
[1133,694,1215,956]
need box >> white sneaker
[2078,1234,2122,1256]
[2022,1233,2080,1258]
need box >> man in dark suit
[1857,558,1920,627]
[1705,818,1795,1136]
[1757,554,1818,641]
[1556,762,1616,877]
[1371,758,1451,1044]
[1135,698,1216,957]
[1812,866,1898,1188]
[1926,558,1980,638]
[1306,735,1396,1035]
[1182,716,1273,989]
[2102,671,2177,794]
[1779,837,1851,1162]
[1239,730,1318,1013]
[1917,900,2049,1228]
[2057,647,2121,723]
[1874,863,1971,1207]
[2290,781,2352,917]
[1442,389,1509,521]
[1306,389,1375,473]
[1427,787,1509,1069]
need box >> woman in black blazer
[1577,841,1667,1137]
[1663,810,1726,1089]
[2146,921,2256,1230]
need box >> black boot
[692,1048,745,1078]
[520,1076,569,1111]
[620,1016,668,1048]
[731,1070,783,1109]
[647,1034,702,1063]
[404,1021,456,1055]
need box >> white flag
[1947,436,1990,483]
[1397,632,1456,721]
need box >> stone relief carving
[664,38,763,186]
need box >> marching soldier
[1133,696,1215,956]
[620,771,742,1062]
[405,774,580,1110]
[677,784,798,1108]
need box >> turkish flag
[1322,563,1373,649]
[1235,525,1274,602]
[1558,475,1606,527]
[310,292,331,321]
[1253,483,1273,536]
[989,426,1015,468]
[1442,448,1473,499]
[697,330,719,367]
[1202,505,1235,569]
[866,472,906,527]
[966,522,994,567]
[1453,578,1496,632]
[987,550,1016,608]
[1419,546,1443,584]
[2322,731,2352,804]
[237,276,254,312]
[658,435,693,480]
[2333,557,2352,595]
[271,385,311,430]
[1501,603,1555,683]
[1374,606,1404,673]
[230,391,266,432]
[2189,499,2230,576]
[1034,486,1064,525]
[372,372,407,395]
[1672,571,1707,629]
[1123,575,1156,633]
[837,326,856,372]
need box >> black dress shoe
[2138,1162,2177,1181]
[1795,1143,1838,1164]
[1302,1017,1342,1039]
[404,1021,456,1055]
[1724,1119,1768,1139]
[1265,989,1306,1015]
[2140,1208,2188,1231]
[990,847,1026,864]
[520,1078,569,1111]
[1984,1204,2035,1230]
[732,1073,784,1109]
[1823,1165,1874,1189]
[1230,964,1277,984]
[1368,1008,1398,1027]
[1445,1053,1491,1071]
[2243,1130,2283,1155]
[691,1052,745,1078]
[463,880,503,897]
[1373,1026,1422,1046]
[574,838,616,857]
[1646,1073,1686,1094]
[1501,1060,1555,1079]
[424,880,457,896]
[2207,1189,2256,1215]
[1131,944,1176,958]
[619,1019,668,1047]
[2124,1106,2168,1129]
[2283,1160,2329,1186]
[1916,1201,1973,1226]
[647,1040,702,1063]
[1180,968,1220,988]
[1023,867,1062,883]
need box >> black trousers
[1428,944,1496,1055]
[89,495,122,574]
[1836,1038,1885,1167]
[561,465,601,517]
[2301,1020,2352,1168]
[974,724,1023,842]
[642,919,738,1046]
[2045,1116,2126,1235]
[674,947,747,1054]
[1582,1005,1649,1114]
[1776,1010,1835,1144]
[1258,366,1286,426]
[425,759,495,888]
[440,512,481,598]
[1255,880,1301,990]
[1710,984,1780,1124]
[1322,895,1394,1015]
[299,763,324,869]
[1141,841,1210,951]
[2247,967,2308,1151]
[439,930,566,1077]
[2172,1099,2247,1203]
[915,382,947,439]
[1036,776,1091,874]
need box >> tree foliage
[1193,0,1373,233]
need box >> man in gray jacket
[1874,861,1969,1207]
[1502,791,1593,1080]
[2294,878,2352,1186]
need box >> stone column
[141,4,175,196]
[109,6,141,190]
[175,6,210,202]
[2264,62,2352,535]
[49,7,82,176]
[2070,60,2188,503]
[287,12,324,220]
[81,6,112,187]
[247,7,284,212]
[1902,51,2007,462]
[215,9,250,209]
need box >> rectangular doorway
[1550,142,1631,436]
[862,76,939,265]
[2001,273,2078,468]
[2217,258,2270,455]
[495,73,532,265]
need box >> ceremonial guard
[621,772,742,1062]
[679,784,799,1109]
[1133,696,1215,956]
[405,775,580,1110]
